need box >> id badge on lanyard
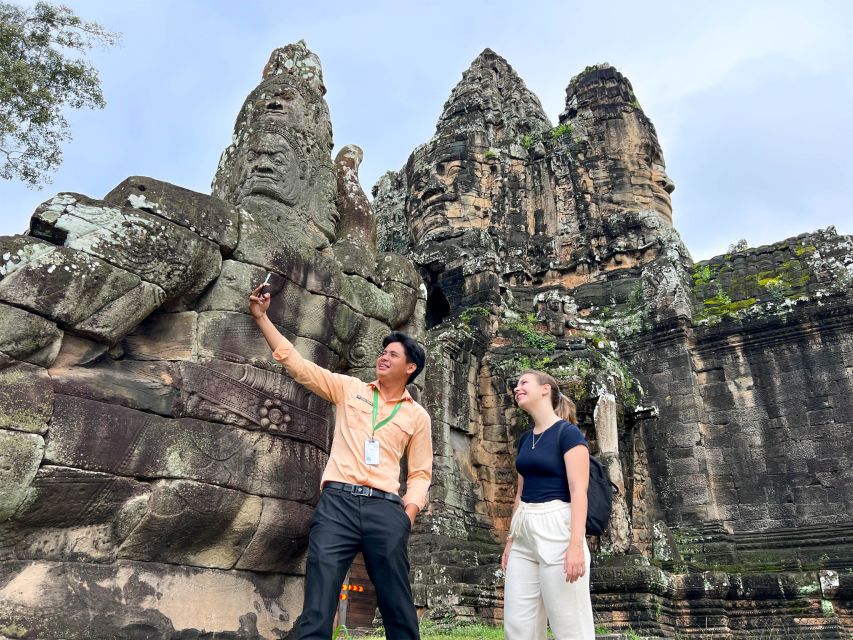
[366,388,403,466]
[365,439,381,465]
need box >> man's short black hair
[382,331,426,384]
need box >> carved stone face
[604,110,675,225]
[407,140,479,244]
[237,131,308,206]
[253,82,308,126]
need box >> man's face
[238,131,307,206]
[376,342,415,386]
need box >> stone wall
[376,48,853,638]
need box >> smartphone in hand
[261,273,272,290]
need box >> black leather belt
[324,481,403,505]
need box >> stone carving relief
[374,47,853,637]
[0,40,420,639]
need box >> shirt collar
[368,380,413,403]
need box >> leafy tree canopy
[0,1,120,187]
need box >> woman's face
[513,373,549,412]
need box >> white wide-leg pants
[503,500,595,640]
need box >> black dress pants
[296,487,420,640]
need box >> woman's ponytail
[555,392,577,424]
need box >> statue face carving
[407,141,475,243]
[649,154,675,224]
[603,111,675,225]
[255,83,307,124]
[237,131,307,206]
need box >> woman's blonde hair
[521,369,577,424]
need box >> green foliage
[0,1,120,186]
[362,621,505,639]
[484,148,498,159]
[332,625,350,640]
[629,99,642,109]
[520,134,535,150]
[549,123,573,139]
[460,305,490,325]
[761,277,787,303]
[505,313,556,352]
[696,292,757,322]
[692,264,712,285]
[513,354,553,372]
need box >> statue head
[601,105,675,225]
[213,42,338,251]
[404,50,551,247]
[563,64,675,225]
[406,137,476,244]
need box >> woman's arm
[564,446,589,582]
[502,474,524,571]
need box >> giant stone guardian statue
[0,41,421,639]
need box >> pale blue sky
[2,0,851,260]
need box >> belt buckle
[352,485,372,497]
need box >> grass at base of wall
[355,623,841,639]
[358,623,505,639]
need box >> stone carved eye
[272,153,286,165]
[445,165,462,180]
[246,151,257,162]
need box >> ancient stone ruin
[0,42,851,638]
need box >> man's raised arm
[249,281,347,403]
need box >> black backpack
[558,421,618,536]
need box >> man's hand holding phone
[248,273,273,319]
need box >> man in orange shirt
[249,283,432,640]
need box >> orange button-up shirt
[273,337,433,510]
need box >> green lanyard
[371,388,403,437]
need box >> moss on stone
[690,243,824,325]
[0,624,27,638]
[460,306,490,326]
[503,314,556,353]
[694,294,757,323]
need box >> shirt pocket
[383,414,414,458]
[344,397,373,436]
